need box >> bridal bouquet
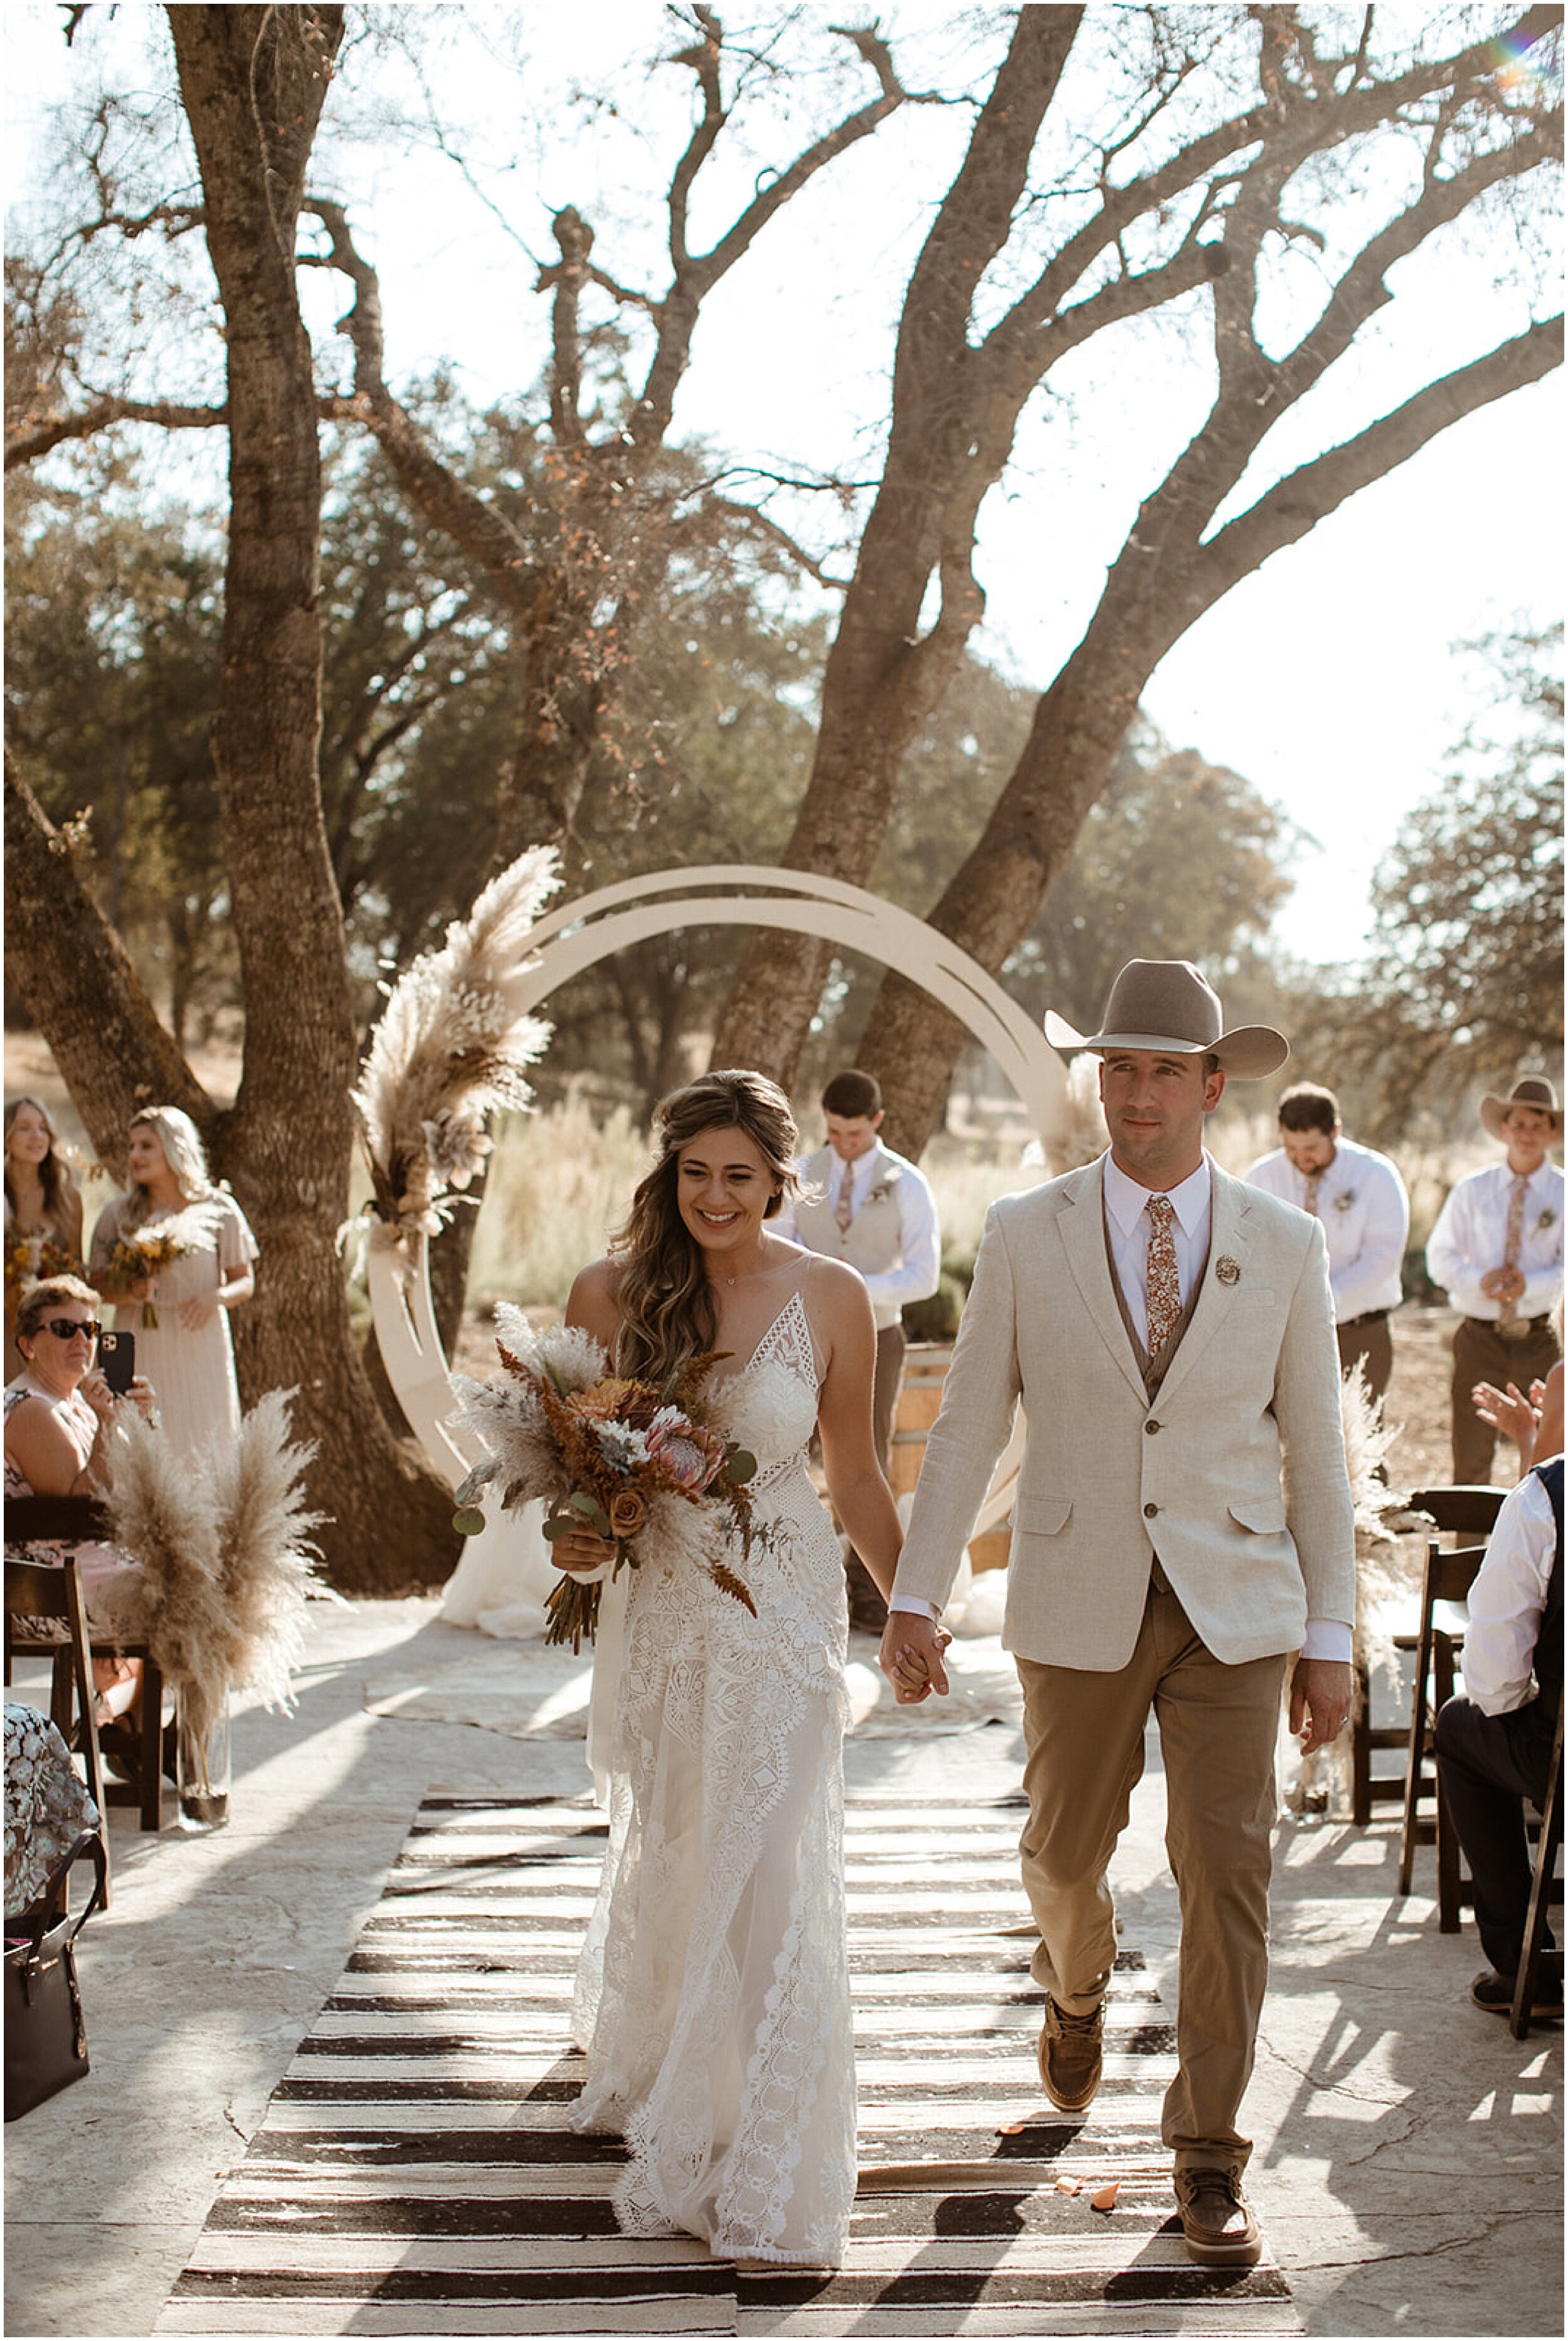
[105,1228,190,1326]
[448,1311,761,1652]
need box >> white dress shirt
[894,1147,1351,1661]
[1245,1137,1409,1322]
[1426,1159,1564,1321]
[776,1142,941,1317]
[1459,1467,1559,1714]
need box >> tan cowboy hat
[1480,1076,1564,1141]
[1044,959,1290,1081]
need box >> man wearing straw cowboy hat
[880,960,1354,2270]
[1427,1077,1564,1485]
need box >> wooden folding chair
[1351,1488,1506,1829]
[1397,1536,1488,1925]
[3,1556,112,1904]
[5,1497,167,1832]
[1512,1694,1564,2041]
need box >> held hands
[1290,1657,1353,1754]
[178,1295,219,1332]
[878,1612,952,1705]
[1480,1265,1527,1304]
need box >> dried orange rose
[607,1490,649,1539]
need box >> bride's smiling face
[675,1125,778,1261]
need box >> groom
[880,960,1355,2268]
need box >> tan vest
[795,1146,908,1330]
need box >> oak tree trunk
[166,6,455,1589]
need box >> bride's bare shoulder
[566,1255,622,1342]
[799,1250,874,1325]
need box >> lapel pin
[1216,1256,1241,1285]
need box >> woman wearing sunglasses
[4,1275,156,1760]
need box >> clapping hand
[1471,1378,1539,1447]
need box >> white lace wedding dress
[569,1286,856,2264]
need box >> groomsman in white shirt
[1245,1083,1409,1404]
[1426,1078,1564,1485]
[778,1070,940,1628]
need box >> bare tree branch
[6,396,228,468]
[1187,316,1563,616]
[708,496,850,588]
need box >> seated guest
[4,1275,156,1774]
[1434,1452,1562,2017]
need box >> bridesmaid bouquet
[105,1229,190,1326]
[5,1230,77,1297]
[448,1311,761,1652]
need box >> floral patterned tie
[835,1168,856,1235]
[1499,1173,1528,1325]
[1303,1169,1325,1216]
[1145,1195,1181,1356]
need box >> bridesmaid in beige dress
[90,1108,258,1465]
[4,1096,86,1381]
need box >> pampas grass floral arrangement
[95,1392,325,1749]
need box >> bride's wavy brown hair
[611,1070,801,1384]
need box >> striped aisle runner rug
[157,1790,1299,2339]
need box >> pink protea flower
[647,1411,728,1493]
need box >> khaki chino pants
[1016,1573,1288,2176]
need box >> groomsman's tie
[1145,1195,1181,1355]
[1303,1168,1325,1216]
[835,1169,856,1235]
[1499,1172,1529,1326]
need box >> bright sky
[5,1,1562,965]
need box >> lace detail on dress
[568,1280,855,2264]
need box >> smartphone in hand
[99,1329,136,1396]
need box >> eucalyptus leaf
[451,1505,487,1537]
[726,1450,757,1484]
[541,1515,576,1541]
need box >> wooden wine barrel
[889,1344,951,1497]
[891,1342,1010,1571]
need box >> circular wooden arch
[370,866,1066,1538]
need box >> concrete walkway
[4,1598,1560,2339]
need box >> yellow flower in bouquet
[447,1315,761,1653]
[5,1230,79,1295]
[107,1229,189,1327]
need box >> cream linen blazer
[894,1155,1356,1669]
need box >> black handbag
[4,1831,107,2122]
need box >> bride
[553,1069,919,2266]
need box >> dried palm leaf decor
[350,845,559,1254]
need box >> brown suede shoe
[1037,1995,1103,2113]
[1174,2167,1262,2267]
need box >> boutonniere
[1332,1189,1355,1214]
[1539,1208,1557,1233]
[866,1167,900,1206]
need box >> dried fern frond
[206,1389,325,1712]
[352,845,561,1232]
